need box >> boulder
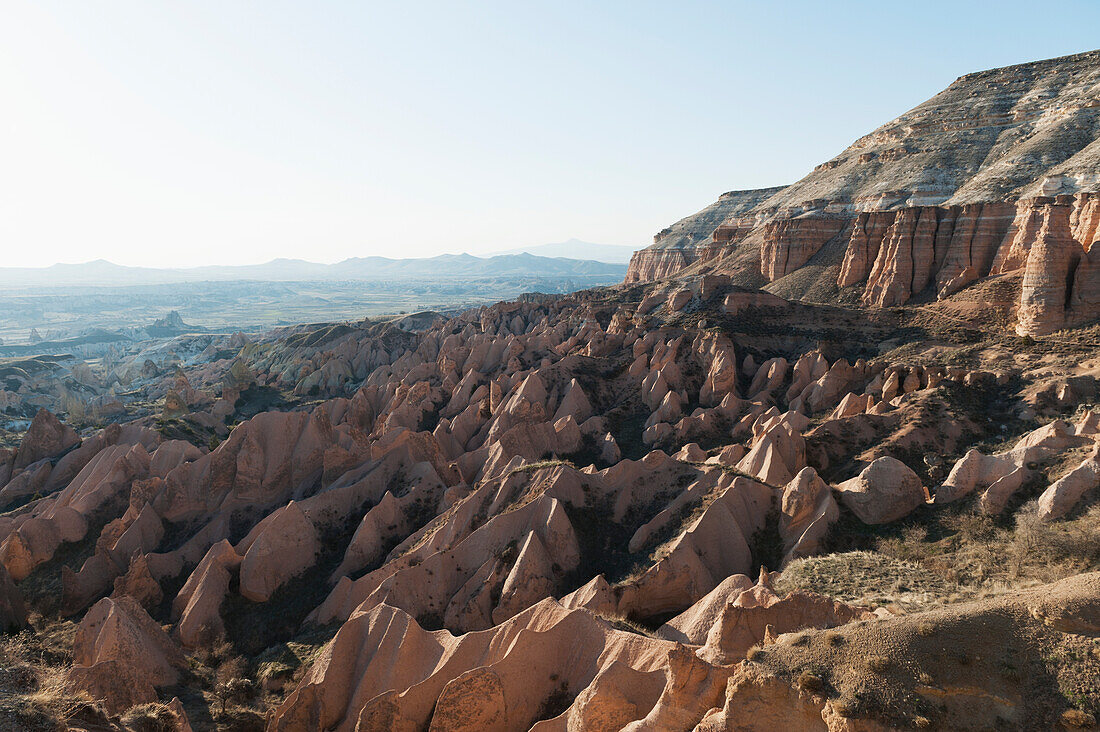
[667,289,693,312]
[835,456,927,524]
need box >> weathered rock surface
[67,596,187,713]
[759,217,846,281]
[625,187,787,283]
[835,457,927,524]
[625,51,1100,336]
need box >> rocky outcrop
[269,600,681,732]
[625,246,706,284]
[1015,195,1100,335]
[836,210,896,288]
[1037,446,1100,521]
[626,187,786,283]
[834,202,1018,305]
[14,408,79,471]
[172,540,243,647]
[759,217,846,281]
[626,51,1100,337]
[862,206,939,305]
[238,501,319,602]
[67,597,188,713]
[697,575,873,665]
[778,468,838,566]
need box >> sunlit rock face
[626,50,1100,335]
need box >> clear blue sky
[2,0,1098,267]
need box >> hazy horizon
[0,238,634,271]
[3,1,1100,268]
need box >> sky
[1,1,1099,268]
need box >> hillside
[627,50,1100,338]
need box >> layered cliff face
[831,193,1100,328]
[1015,194,1100,335]
[628,50,1100,337]
[759,49,1100,213]
[759,217,846,282]
[625,186,786,283]
[838,201,1018,306]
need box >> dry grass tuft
[0,627,110,730]
[121,702,178,732]
[865,655,890,673]
[788,632,809,646]
[1061,708,1097,728]
[797,671,824,692]
[831,696,856,718]
[593,612,657,638]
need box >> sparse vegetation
[1062,709,1097,728]
[594,612,658,638]
[797,670,824,692]
[778,498,1100,612]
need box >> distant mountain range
[485,239,636,264]
[0,251,629,289]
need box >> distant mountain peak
[485,240,637,264]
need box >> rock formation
[626,51,1100,337]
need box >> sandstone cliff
[627,50,1100,336]
[625,187,786,283]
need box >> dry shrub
[213,654,255,714]
[122,702,178,732]
[195,638,236,670]
[1012,506,1100,572]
